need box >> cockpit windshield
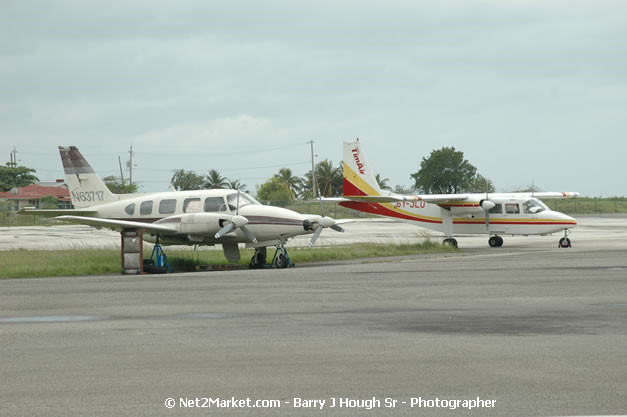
[226,192,260,211]
[523,198,549,214]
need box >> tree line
[2,147,495,205]
[165,147,495,202]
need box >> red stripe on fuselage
[339,201,442,224]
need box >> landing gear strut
[488,235,504,247]
[249,241,294,269]
[271,241,293,269]
[558,230,572,248]
[249,247,267,269]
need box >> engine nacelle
[175,213,228,235]
[480,200,496,211]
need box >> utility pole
[9,147,17,167]
[308,140,317,199]
[118,156,125,185]
[128,145,134,184]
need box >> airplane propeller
[480,193,495,230]
[214,191,258,243]
[308,216,344,247]
[306,160,344,247]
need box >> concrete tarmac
[1,217,626,416]
[2,214,626,250]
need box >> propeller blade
[483,189,491,231]
[331,224,344,233]
[480,199,494,231]
[308,227,324,247]
[215,222,236,239]
[241,225,258,243]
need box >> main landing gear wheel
[249,248,267,269]
[488,235,504,247]
[443,237,458,248]
[558,237,572,248]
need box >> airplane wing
[53,215,179,234]
[322,196,413,203]
[520,192,579,199]
[18,208,99,216]
[337,194,472,204]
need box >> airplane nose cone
[558,212,577,227]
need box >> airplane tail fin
[59,146,117,208]
[343,139,384,197]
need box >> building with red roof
[0,180,72,212]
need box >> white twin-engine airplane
[22,146,344,268]
[336,139,578,248]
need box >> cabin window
[226,192,257,211]
[140,200,153,215]
[125,203,136,215]
[488,203,502,214]
[204,197,223,212]
[523,199,548,214]
[159,199,177,214]
[183,198,201,213]
[505,203,520,214]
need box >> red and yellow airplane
[336,139,578,248]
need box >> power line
[133,161,311,173]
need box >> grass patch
[0,241,455,279]
[0,249,121,279]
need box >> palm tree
[204,169,229,189]
[226,179,249,193]
[305,159,343,197]
[375,173,392,191]
[273,168,303,199]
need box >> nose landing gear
[272,241,293,269]
[558,230,572,248]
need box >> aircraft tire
[443,238,458,248]
[496,236,504,247]
[276,253,289,269]
[558,237,571,248]
[489,236,498,247]
[249,253,266,269]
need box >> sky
[2,0,626,197]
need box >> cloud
[132,114,286,151]
[2,0,627,195]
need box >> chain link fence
[3,197,627,226]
